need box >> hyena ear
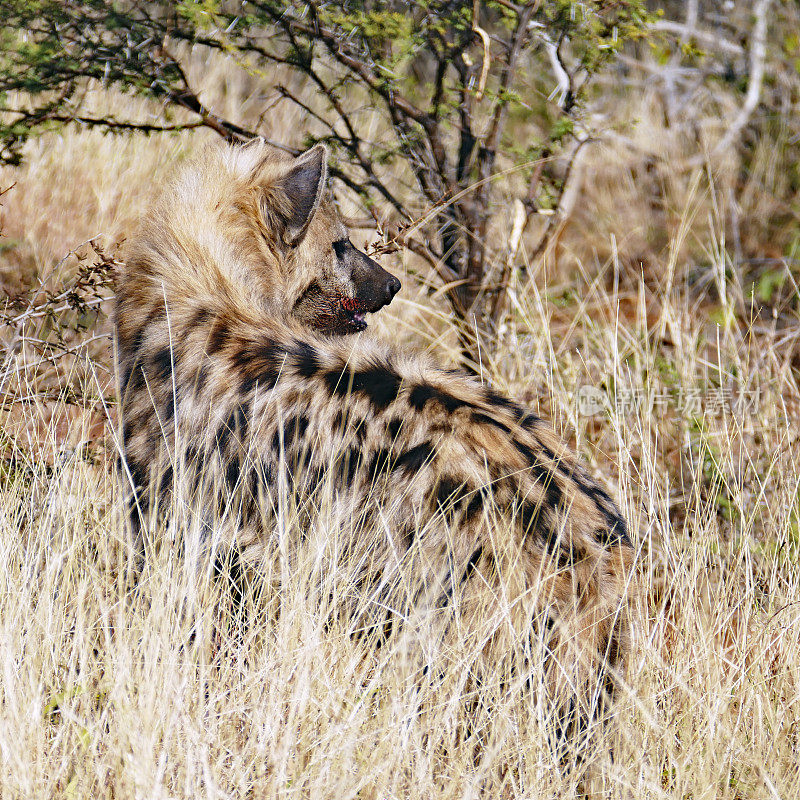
[271,144,328,245]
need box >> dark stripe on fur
[484,388,525,420]
[225,457,241,491]
[538,445,628,545]
[158,464,173,497]
[236,340,287,393]
[395,441,435,473]
[208,316,231,354]
[187,307,213,330]
[519,412,540,428]
[290,341,320,378]
[216,415,234,454]
[193,364,208,395]
[334,446,361,487]
[324,364,402,410]
[152,347,173,382]
[408,383,469,413]
[464,491,485,522]
[272,414,310,453]
[234,403,249,442]
[472,411,511,434]
[368,447,393,480]
[513,438,563,509]
[247,459,274,505]
[518,500,554,547]
[127,327,146,360]
[386,417,403,440]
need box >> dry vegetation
[1,29,799,800]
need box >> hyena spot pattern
[121,315,629,562]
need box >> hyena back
[115,139,634,737]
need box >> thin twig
[0,109,205,135]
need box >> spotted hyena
[115,139,634,741]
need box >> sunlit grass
[0,52,799,799]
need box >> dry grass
[0,49,799,799]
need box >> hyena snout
[358,266,401,312]
[383,274,402,305]
[345,243,401,313]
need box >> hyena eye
[332,239,349,259]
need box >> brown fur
[115,140,635,742]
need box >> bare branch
[472,4,491,102]
[543,35,570,106]
[0,109,205,135]
[651,20,745,58]
[709,0,772,158]
[530,137,594,260]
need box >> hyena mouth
[340,297,367,332]
[292,283,371,335]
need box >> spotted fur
[115,139,635,738]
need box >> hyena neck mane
[122,140,400,338]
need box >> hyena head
[273,144,402,334]
[156,138,401,335]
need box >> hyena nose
[384,276,401,305]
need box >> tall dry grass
[0,45,799,799]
